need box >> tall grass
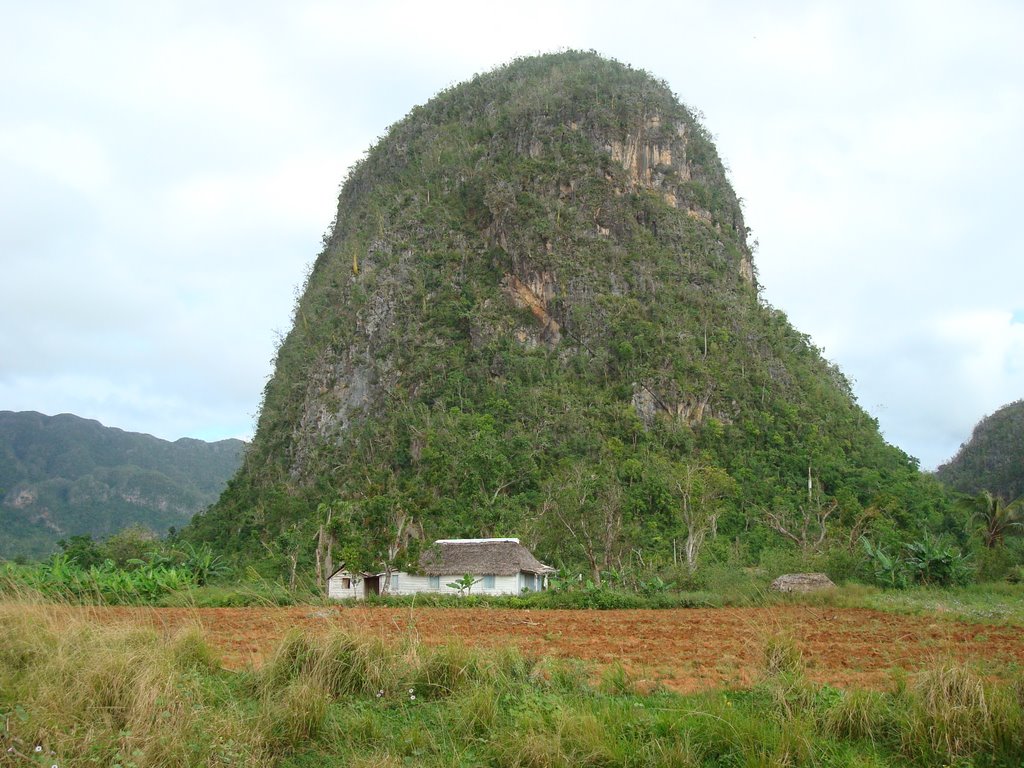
[0,601,261,766]
[2,597,1023,767]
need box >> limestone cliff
[190,52,927,559]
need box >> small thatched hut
[327,538,554,600]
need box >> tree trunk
[684,529,705,573]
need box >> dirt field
[69,605,1024,692]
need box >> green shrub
[903,536,972,587]
[699,563,765,604]
[355,587,717,610]
[259,677,330,755]
[825,688,893,743]
[861,538,908,589]
[822,546,868,583]
[973,544,1017,582]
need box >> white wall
[518,572,544,592]
[386,573,521,597]
[327,571,363,600]
[329,570,547,600]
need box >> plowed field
[62,605,1024,692]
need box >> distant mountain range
[0,411,245,559]
[936,399,1024,502]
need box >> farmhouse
[327,538,554,600]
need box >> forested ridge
[188,51,959,584]
[936,399,1024,503]
[0,410,244,559]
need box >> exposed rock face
[770,573,837,593]
[503,271,561,345]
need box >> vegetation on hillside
[0,410,245,559]
[187,51,978,586]
[936,399,1024,502]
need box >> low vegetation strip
[20,604,1024,693]
[2,601,1023,768]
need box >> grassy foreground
[2,602,1023,767]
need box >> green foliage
[56,533,105,569]
[2,556,194,604]
[862,535,972,588]
[187,50,959,589]
[862,538,909,589]
[936,399,1024,502]
[961,489,1024,549]
[179,542,230,586]
[100,524,161,567]
[903,535,972,587]
[357,587,717,610]
[445,574,480,595]
[0,531,239,604]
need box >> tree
[446,574,480,596]
[327,490,423,593]
[419,408,538,537]
[314,501,336,592]
[100,525,159,567]
[762,494,838,554]
[964,490,1024,549]
[57,534,104,569]
[276,522,308,591]
[542,463,624,586]
[668,461,735,573]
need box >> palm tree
[965,491,1024,549]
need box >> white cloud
[163,149,355,234]
[0,123,113,197]
[937,310,1024,395]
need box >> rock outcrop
[770,573,837,593]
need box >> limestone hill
[190,52,946,577]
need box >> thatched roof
[418,538,555,576]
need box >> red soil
[66,605,1024,693]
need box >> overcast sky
[2,1,1021,470]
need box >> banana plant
[860,537,907,589]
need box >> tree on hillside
[762,495,839,553]
[964,490,1024,549]
[325,493,423,592]
[667,461,735,573]
[542,462,624,586]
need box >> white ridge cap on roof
[433,537,520,544]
